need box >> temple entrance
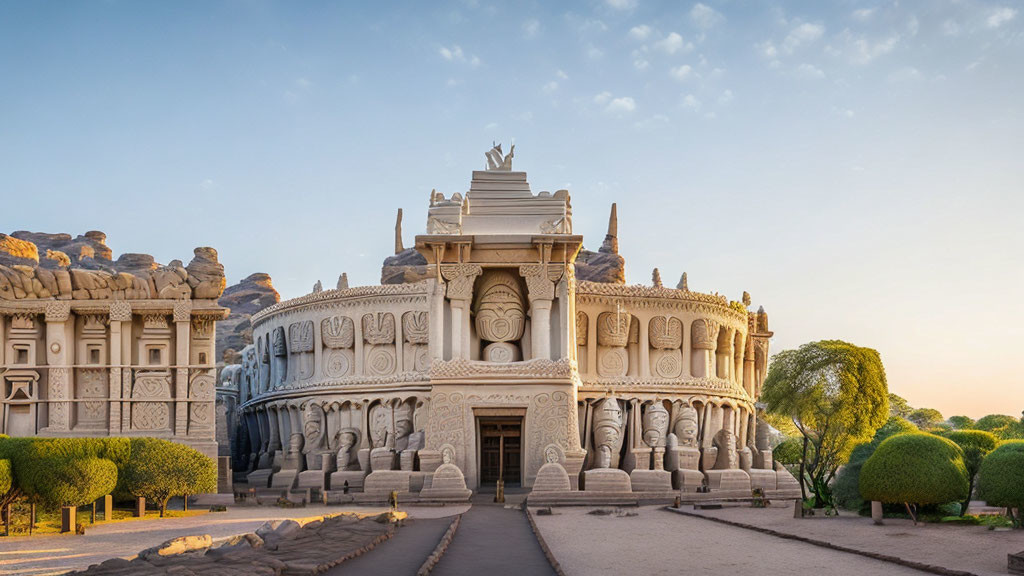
[478,417,522,487]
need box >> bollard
[793,499,803,519]
[91,501,96,523]
[135,497,146,518]
[871,501,884,525]
[3,502,10,537]
[494,479,505,504]
[102,495,113,521]
[60,506,77,534]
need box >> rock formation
[217,273,280,364]
[574,203,626,284]
[380,248,430,284]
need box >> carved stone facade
[228,146,780,499]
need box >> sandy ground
[0,503,469,576]
[687,504,1023,576]
[531,505,941,576]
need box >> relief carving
[321,316,354,349]
[473,270,526,343]
[597,311,630,347]
[649,316,683,350]
[362,312,395,345]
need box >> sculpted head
[473,270,526,343]
[642,402,670,447]
[302,404,324,451]
[593,397,623,455]
[673,406,700,448]
[288,433,304,455]
[394,403,413,439]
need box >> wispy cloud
[782,23,825,54]
[439,45,481,67]
[628,24,652,41]
[655,32,694,55]
[605,0,636,11]
[690,4,724,29]
[523,19,540,38]
[986,7,1017,28]
[670,64,693,81]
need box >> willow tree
[761,340,889,510]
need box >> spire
[599,203,619,254]
[337,273,349,290]
[313,280,322,293]
[395,208,404,254]
[677,272,688,291]
[652,268,662,288]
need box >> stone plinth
[583,468,632,493]
[364,470,411,497]
[672,469,705,492]
[748,469,777,492]
[532,462,571,493]
[564,452,586,491]
[330,470,366,492]
[409,471,432,492]
[270,469,298,490]
[419,463,471,501]
[774,466,801,497]
[370,449,397,472]
[703,469,750,492]
[247,469,272,490]
[296,469,330,491]
[630,469,672,492]
[418,450,442,473]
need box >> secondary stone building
[230,145,797,500]
[0,234,227,457]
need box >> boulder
[381,248,430,284]
[575,249,625,284]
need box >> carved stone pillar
[441,264,481,360]
[44,303,72,431]
[173,301,192,437]
[520,264,562,361]
[108,301,132,433]
[268,404,282,453]
[690,319,718,378]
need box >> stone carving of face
[303,404,324,451]
[369,404,389,448]
[394,403,413,439]
[642,402,670,447]
[593,397,623,465]
[714,428,738,469]
[473,270,526,343]
[673,406,700,448]
[288,433,304,455]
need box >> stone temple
[223,145,800,502]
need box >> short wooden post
[91,501,96,523]
[183,494,188,512]
[871,501,884,525]
[793,499,803,519]
[135,497,146,518]
[102,495,113,521]
[60,506,76,534]
[29,503,36,534]
[3,502,10,536]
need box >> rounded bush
[122,438,216,510]
[773,437,803,467]
[29,457,118,508]
[860,433,968,506]
[945,430,998,453]
[977,440,1024,510]
[834,417,918,509]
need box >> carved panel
[597,346,628,377]
[76,368,109,426]
[324,349,354,378]
[528,391,571,479]
[189,373,216,432]
[691,319,719,350]
[441,264,482,300]
[649,316,683,349]
[321,316,355,349]
[575,311,588,346]
[597,311,630,347]
[362,313,395,345]
[651,349,683,378]
[44,301,71,323]
[131,372,172,431]
[288,321,314,353]
[272,327,287,357]
[47,367,69,430]
[473,270,525,343]
[109,301,132,322]
[402,311,429,344]
[364,344,397,376]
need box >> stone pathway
[531,505,936,576]
[433,496,555,576]
[324,517,453,575]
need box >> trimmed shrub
[0,459,11,495]
[122,438,216,515]
[860,433,969,517]
[944,430,999,515]
[28,457,118,508]
[977,440,1024,527]
[834,417,917,510]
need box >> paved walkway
[433,496,555,576]
[325,517,453,575]
[0,504,468,576]
[532,505,936,576]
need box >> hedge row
[0,437,215,511]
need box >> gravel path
[325,517,454,575]
[433,499,555,576]
[0,504,468,576]
[531,505,938,576]
[687,504,1020,576]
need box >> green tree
[908,408,945,431]
[888,393,913,418]
[860,433,969,523]
[947,415,975,430]
[833,416,917,510]
[977,440,1024,527]
[974,414,1024,439]
[945,430,998,516]
[122,439,216,516]
[761,340,889,510]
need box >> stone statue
[673,406,700,449]
[473,270,526,362]
[642,402,669,448]
[712,427,738,470]
[666,405,701,473]
[283,433,306,472]
[335,428,359,471]
[368,403,389,449]
[592,397,624,469]
[302,403,328,469]
[485,142,515,171]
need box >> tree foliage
[947,415,975,430]
[860,433,969,518]
[977,440,1024,527]
[0,459,10,496]
[973,414,1024,439]
[761,340,889,509]
[122,438,216,515]
[30,457,118,508]
[908,408,945,431]
[944,430,998,516]
[888,393,913,419]
[833,416,917,510]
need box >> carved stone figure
[485,142,515,171]
[335,428,359,471]
[712,427,738,470]
[302,403,326,453]
[674,406,700,449]
[592,397,624,469]
[473,270,526,361]
[368,403,390,449]
[283,433,306,471]
[642,402,669,448]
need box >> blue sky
[1,1,1022,418]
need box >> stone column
[429,279,445,361]
[441,264,481,361]
[520,264,562,361]
[108,302,132,433]
[638,315,651,378]
[173,302,192,437]
[0,315,5,432]
[44,303,72,431]
[268,403,282,453]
